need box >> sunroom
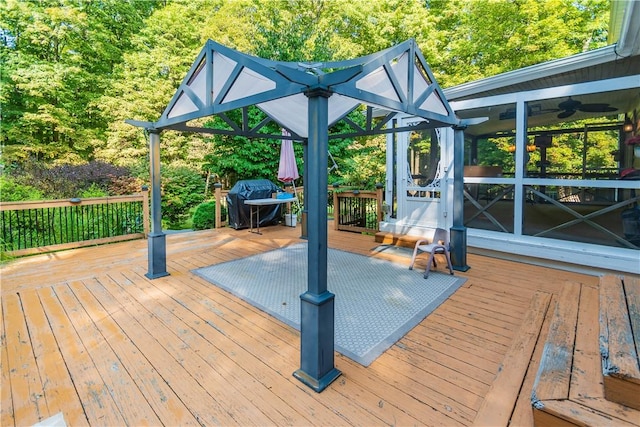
[379,1,640,274]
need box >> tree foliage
[1,0,612,199]
[426,0,609,85]
[0,0,160,164]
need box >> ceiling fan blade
[558,97,581,111]
[537,108,561,115]
[558,110,576,119]
[578,103,617,113]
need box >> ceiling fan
[498,104,559,120]
[556,97,617,118]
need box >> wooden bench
[600,275,640,411]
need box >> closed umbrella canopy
[277,129,301,214]
[278,129,299,183]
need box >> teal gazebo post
[450,124,470,272]
[146,129,169,279]
[293,88,342,392]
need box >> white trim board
[467,229,639,275]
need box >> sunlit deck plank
[0,294,15,427]
[37,286,126,426]
[408,323,505,368]
[68,279,201,426]
[52,283,164,425]
[448,289,530,324]
[2,293,48,426]
[2,224,630,426]
[19,290,87,426]
[82,274,277,426]
[389,332,496,387]
[473,291,552,426]
[100,271,321,426]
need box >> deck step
[374,232,422,249]
[531,277,640,426]
[599,275,640,411]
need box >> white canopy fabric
[154,39,457,136]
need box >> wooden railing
[213,184,230,229]
[333,184,384,234]
[213,183,383,234]
[0,191,149,257]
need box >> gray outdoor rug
[193,243,466,366]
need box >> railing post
[141,185,150,237]
[214,183,222,229]
[375,182,384,226]
[332,183,339,231]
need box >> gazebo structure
[127,39,474,391]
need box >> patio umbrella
[278,129,301,212]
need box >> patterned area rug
[194,243,466,366]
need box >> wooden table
[244,197,298,234]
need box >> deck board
[68,279,201,426]
[0,300,15,427]
[2,224,630,427]
[3,292,48,426]
[472,291,552,427]
[19,290,87,426]
[37,286,127,426]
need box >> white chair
[408,228,454,278]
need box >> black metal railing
[1,193,149,256]
[333,185,384,234]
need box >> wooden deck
[0,223,636,426]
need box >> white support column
[513,98,527,236]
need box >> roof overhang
[442,1,640,138]
[444,1,640,104]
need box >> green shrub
[0,176,43,201]
[24,160,133,198]
[79,183,109,198]
[191,201,217,230]
[0,237,15,264]
[161,166,206,228]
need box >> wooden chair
[408,228,454,278]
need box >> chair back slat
[433,227,449,246]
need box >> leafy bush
[192,201,220,230]
[0,175,44,201]
[0,237,15,264]
[21,160,135,198]
[79,184,109,198]
[161,166,206,228]
[108,175,145,195]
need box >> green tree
[0,0,160,164]
[427,0,610,86]
[1,0,613,196]
[97,0,217,167]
